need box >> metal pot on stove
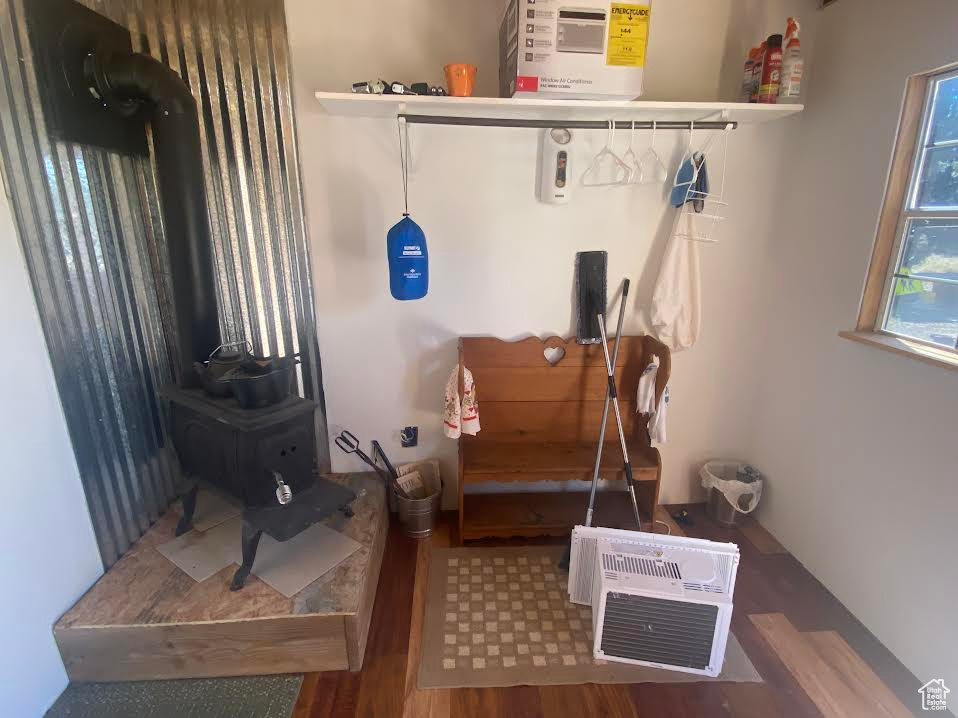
[224,355,299,409]
[193,341,253,397]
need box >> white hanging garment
[443,365,480,439]
[650,212,701,351]
[636,357,668,444]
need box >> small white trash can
[700,460,764,528]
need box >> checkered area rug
[419,545,762,689]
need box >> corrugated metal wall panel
[0,0,324,567]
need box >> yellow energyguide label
[606,3,651,67]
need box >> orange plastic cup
[444,64,477,97]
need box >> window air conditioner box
[570,527,739,677]
[498,0,650,99]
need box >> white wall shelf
[315,92,803,127]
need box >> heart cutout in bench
[543,346,566,366]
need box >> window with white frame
[880,69,958,350]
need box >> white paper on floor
[158,516,362,597]
[172,489,241,532]
[156,517,242,582]
[234,523,362,598]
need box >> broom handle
[585,279,629,527]
[598,316,644,530]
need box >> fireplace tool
[335,430,409,498]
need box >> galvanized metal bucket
[394,459,443,538]
[395,485,442,538]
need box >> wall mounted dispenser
[538,128,574,204]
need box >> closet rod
[398,114,738,130]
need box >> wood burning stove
[27,0,353,590]
[163,386,355,589]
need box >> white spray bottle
[779,18,804,103]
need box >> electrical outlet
[400,426,418,448]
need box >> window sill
[839,331,958,373]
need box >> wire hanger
[671,120,697,197]
[672,120,732,243]
[581,120,633,187]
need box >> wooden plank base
[58,614,350,682]
[54,473,388,681]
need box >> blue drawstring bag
[387,215,429,300]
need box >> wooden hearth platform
[54,473,388,682]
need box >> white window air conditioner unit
[568,526,740,677]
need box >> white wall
[286,0,817,508]
[0,187,102,715]
[747,0,958,694]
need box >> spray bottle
[778,18,804,102]
[741,48,759,102]
[750,41,766,103]
[757,34,783,103]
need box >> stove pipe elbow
[93,52,221,385]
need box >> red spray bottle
[750,42,766,103]
[758,34,783,103]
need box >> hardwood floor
[292,504,923,717]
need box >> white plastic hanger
[637,120,668,185]
[621,121,641,184]
[581,120,633,187]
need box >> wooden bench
[457,335,670,542]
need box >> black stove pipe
[91,52,220,386]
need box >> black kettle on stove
[193,341,252,397]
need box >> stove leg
[230,521,263,591]
[175,483,199,536]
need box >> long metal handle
[208,340,252,360]
[370,440,411,499]
[598,321,631,464]
[371,440,399,480]
[598,316,643,530]
[585,279,630,527]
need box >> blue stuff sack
[387,215,429,301]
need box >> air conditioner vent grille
[570,537,599,604]
[601,552,682,580]
[683,582,723,594]
[599,593,718,670]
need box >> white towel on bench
[637,357,668,444]
[443,365,480,439]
